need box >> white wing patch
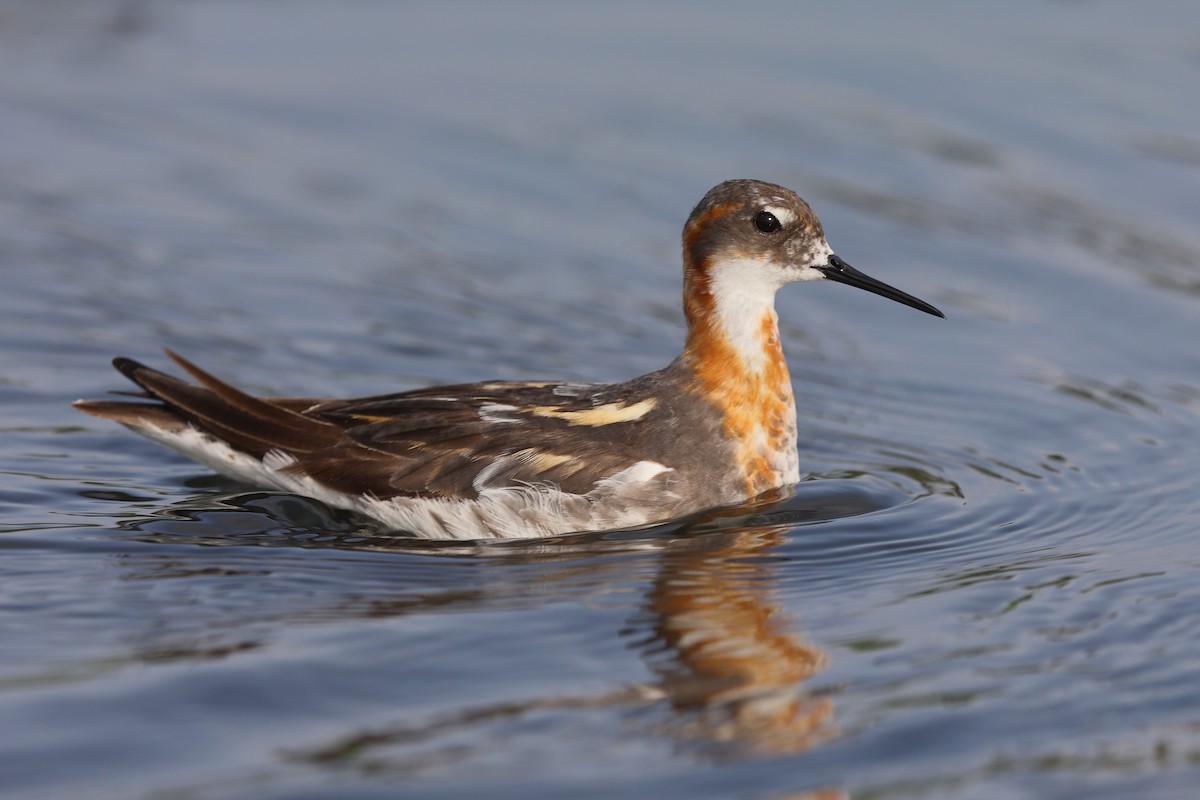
[552,382,596,398]
[478,403,523,424]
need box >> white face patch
[809,238,834,264]
[790,238,835,280]
[763,204,798,228]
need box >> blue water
[4,1,1200,797]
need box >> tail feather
[72,398,187,431]
[76,352,341,458]
[162,349,330,434]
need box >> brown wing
[298,377,662,498]
[75,350,664,501]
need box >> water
[3,1,1200,797]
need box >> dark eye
[754,211,781,233]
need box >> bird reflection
[112,489,841,777]
[631,525,834,755]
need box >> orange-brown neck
[681,255,799,498]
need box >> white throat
[705,257,790,373]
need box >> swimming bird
[74,179,943,540]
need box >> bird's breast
[683,309,799,497]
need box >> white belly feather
[127,422,678,540]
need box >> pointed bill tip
[819,255,944,319]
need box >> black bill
[817,254,945,318]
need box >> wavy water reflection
[631,528,834,757]
[266,528,837,774]
[108,496,840,771]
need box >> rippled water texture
[4,1,1200,798]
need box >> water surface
[3,2,1200,798]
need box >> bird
[74,179,943,540]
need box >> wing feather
[79,353,669,503]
